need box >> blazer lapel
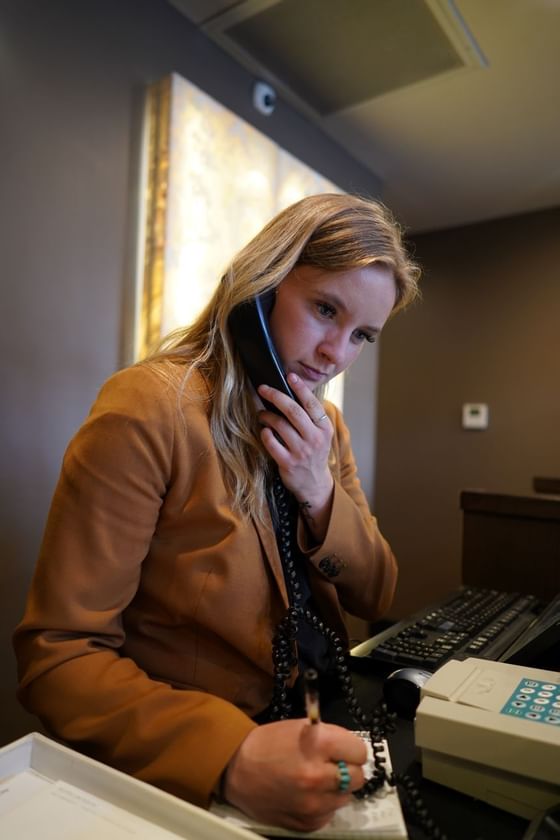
[252,511,290,607]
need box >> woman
[14,193,419,832]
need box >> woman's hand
[257,374,334,542]
[222,719,367,833]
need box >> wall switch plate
[462,403,489,429]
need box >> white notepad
[210,735,408,839]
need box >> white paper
[0,769,52,817]
[0,778,186,839]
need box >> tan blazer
[14,362,397,808]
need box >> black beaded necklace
[267,472,448,839]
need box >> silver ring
[336,760,351,793]
[314,413,328,425]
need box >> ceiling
[168,0,560,234]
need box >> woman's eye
[355,330,376,344]
[317,302,336,318]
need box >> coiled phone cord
[267,473,448,840]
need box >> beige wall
[375,209,560,619]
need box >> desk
[317,660,530,840]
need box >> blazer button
[318,554,344,578]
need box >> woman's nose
[318,332,349,367]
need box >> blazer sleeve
[13,364,256,808]
[300,401,398,622]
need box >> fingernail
[288,373,299,383]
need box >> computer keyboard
[352,586,543,672]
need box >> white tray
[0,732,260,839]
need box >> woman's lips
[298,362,328,383]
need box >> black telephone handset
[228,289,299,415]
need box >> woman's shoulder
[92,361,210,421]
[104,359,207,394]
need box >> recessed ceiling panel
[218,0,465,114]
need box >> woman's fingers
[256,379,334,528]
[223,720,368,832]
[257,378,331,437]
[331,759,366,794]
[287,373,333,428]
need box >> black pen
[304,668,321,725]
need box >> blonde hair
[148,193,420,522]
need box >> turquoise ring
[336,760,351,793]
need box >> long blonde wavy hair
[148,193,420,522]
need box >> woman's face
[269,263,397,390]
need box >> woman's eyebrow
[318,290,379,333]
